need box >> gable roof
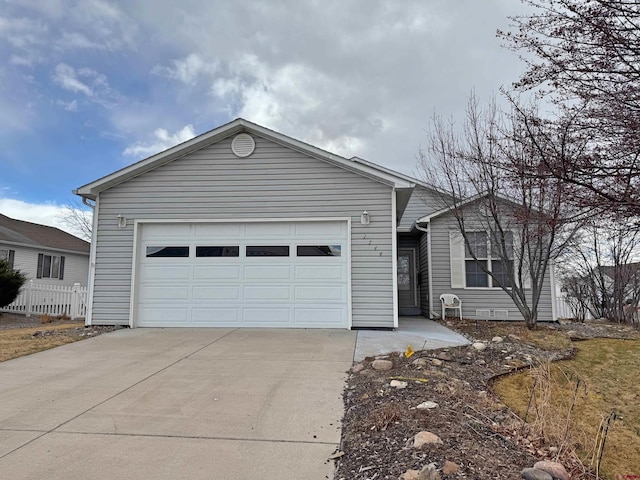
[415,192,524,224]
[0,214,90,255]
[75,118,414,200]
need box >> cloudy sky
[0,0,529,236]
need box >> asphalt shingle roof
[0,214,90,254]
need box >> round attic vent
[231,133,256,158]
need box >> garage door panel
[138,285,190,301]
[139,266,190,282]
[144,223,191,237]
[294,265,345,281]
[193,265,241,281]
[243,285,291,300]
[294,285,344,301]
[245,222,291,237]
[295,221,344,236]
[293,307,346,327]
[242,307,291,326]
[135,221,349,328]
[138,308,189,326]
[192,286,240,300]
[194,223,242,237]
[191,308,240,324]
[244,265,292,280]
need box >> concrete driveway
[0,328,356,480]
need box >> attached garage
[76,118,414,329]
[135,220,349,328]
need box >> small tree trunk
[524,311,538,330]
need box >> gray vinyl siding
[418,233,430,316]
[91,134,395,327]
[398,186,445,231]
[1,243,89,287]
[429,214,554,322]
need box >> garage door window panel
[246,246,290,257]
[297,245,342,257]
[146,246,190,257]
[196,246,239,257]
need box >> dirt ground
[0,312,121,362]
[334,318,639,480]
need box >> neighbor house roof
[75,118,415,200]
[0,214,90,255]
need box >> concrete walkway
[353,317,470,362]
[0,328,355,480]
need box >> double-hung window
[454,230,514,289]
[37,253,65,280]
[0,249,15,269]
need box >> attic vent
[231,133,256,158]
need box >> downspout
[415,222,438,319]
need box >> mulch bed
[334,318,639,480]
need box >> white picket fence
[1,280,87,320]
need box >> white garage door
[135,221,349,328]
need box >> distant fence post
[71,282,80,320]
[25,280,34,317]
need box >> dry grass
[494,339,640,479]
[0,323,85,363]
[444,318,572,350]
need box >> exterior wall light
[360,210,370,225]
[117,214,127,228]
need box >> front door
[398,248,419,315]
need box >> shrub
[0,259,26,308]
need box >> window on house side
[464,231,514,288]
[37,254,65,280]
[465,232,489,287]
[0,249,15,269]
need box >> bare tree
[558,220,640,325]
[57,199,93,241]
[498,0,640,217]
[420,96,584,329]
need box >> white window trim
[450,230,517,290]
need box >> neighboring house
[0,214,90,287]
[75,118,557,329]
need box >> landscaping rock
[352,363,365,373]
[372,359,394,371]
[521,468,553,480]
[431,358,443,366]
[442,460,459,474]
[416,401,439,410]
[492,336,504,343]
[400,470,420,480]
[413,431,443,447]
[418,463,441,480]
[412,358,429,367]
[435,352,452,361]
[472,342,487,351]
[390,380,408,389]
[533,461,570,480]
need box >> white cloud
[0,198,89,239]
[0,15,48,48]
[152,53,218,85]
[52,63,93,96]
[56,31,105,50]
[123,125,196,159]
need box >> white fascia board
[76,118,413,200]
